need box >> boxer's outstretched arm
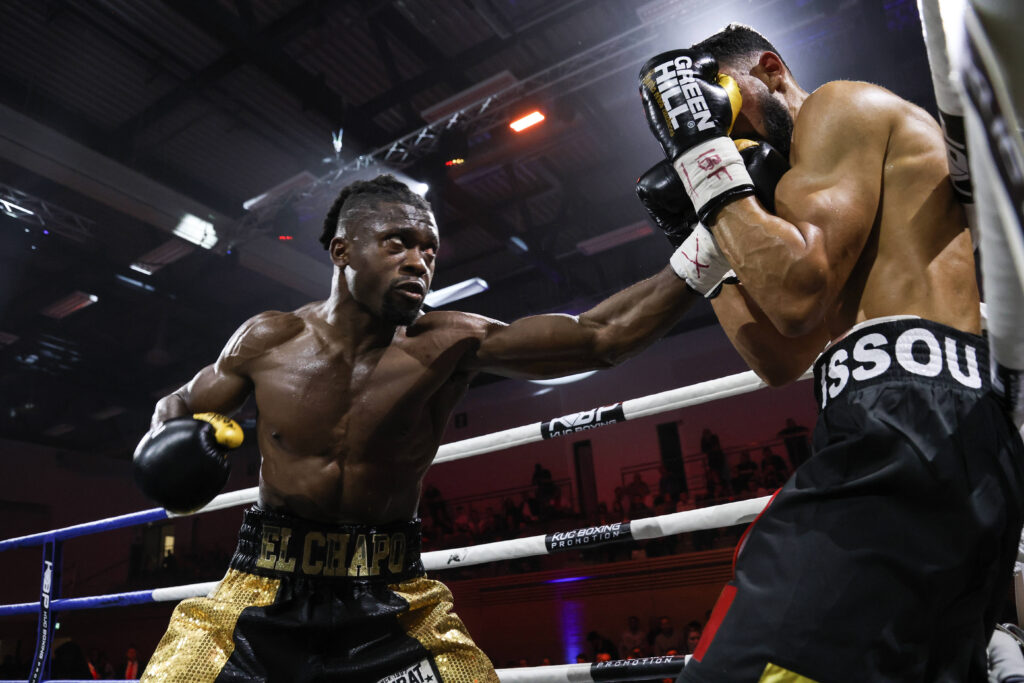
[711,284,829,386]
[711,81,887,337]
[150,311,292,429]
[466,266,696,378]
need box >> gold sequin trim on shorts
[391,577,498,683]
[140,569,280,682]
[758,661,821,683]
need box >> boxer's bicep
[712,284,828,387]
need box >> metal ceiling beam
[233,14,659,238]
[373,5,471,91]
[355,0,595,121]
[124,0,386,146]
[368,18,420,129]
[0,71,238,215]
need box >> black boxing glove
[638,49,753,223]
[636,159,697,248]
[637,139,789,248]
[736,139,790,213]
[663,140,790,297]
[133,413,243,514]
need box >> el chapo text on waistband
[255,524,409,578]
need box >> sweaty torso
[810,84,979,339]
[245,305,479,523]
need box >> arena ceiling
[0,0,936,454]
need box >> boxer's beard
[381,291,421,326]
[760,92,794,158]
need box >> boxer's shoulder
[799,80,906,132]
[220,309,308,368]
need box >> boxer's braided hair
[319,174,432,250]
[691,24,789,70]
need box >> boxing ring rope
[0,367,796,682]
[0,656,692,683]
[0,496,768,616]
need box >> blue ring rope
[0,508,169,552]
[0,588,158,616]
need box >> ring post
[29,536,61,683]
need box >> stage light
[424,278,489,307]
[172,213,218,249]
[277,235,293,241]
[439,126,469,168]
[510,110,545,132]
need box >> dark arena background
[0,0,1006,681]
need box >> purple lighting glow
[548,576,589,584]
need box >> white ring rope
[495,656,691,683]
[5,496,768,613]
[155,367,808,517]
[0,656,693,683]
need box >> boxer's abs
[248,339,467,524]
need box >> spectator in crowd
[519,492,539,523]
[628,495,651,520]
[576,653,590,664]
[658,464,684,503]
[704,468,729,501]
[700,428,728,483]
[675,491,696,513]
[653,617,687,656]
[121,646,144,679]
[532,462,557,510]
[732,450,759,493]
[89,648,115,679]
[685,626,702,655]
[611,499,627,522]
[777,417,811,469]
[517,658,530,667]
[421,484,451,530]
[51,641,92,680]
[625,472,651,502]
[453,505,471,534]
[619,615,648,659]
[762,466,784,492]
[760,445,789,480]
[587,630,618,661]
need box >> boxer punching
[637,24,1024,682]
[132,174,727,683]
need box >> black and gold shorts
[141,506,497,683]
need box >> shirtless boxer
[133,175,706,682]
[638,24,1024,682]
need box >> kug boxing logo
[540,403,626,439]
[819,326,982,408]
[545,522,631,550]
[647,55,714,133]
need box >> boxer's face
[338,201,439,325]
[721,61,794,158]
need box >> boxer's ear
[757,52,787,93]
[329,236,350,267]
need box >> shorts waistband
[813,317,989,411]
[230,506,424,582]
